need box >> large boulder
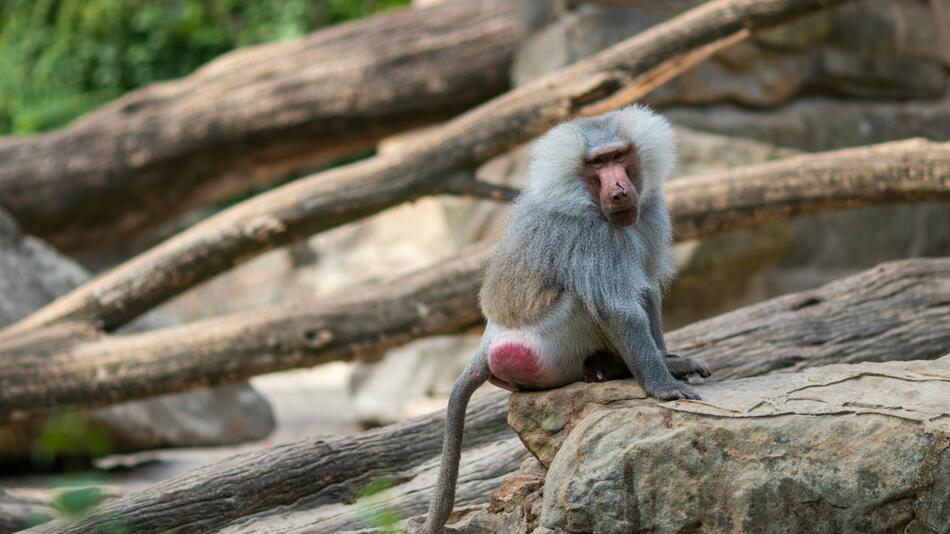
[514,0,947,107]
[665,96,950,152]
[0,206,274,460]
[454,355,950,533]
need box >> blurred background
[0,0,947,529]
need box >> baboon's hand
[664,353,712,379]
[645,377,702,401]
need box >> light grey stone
[502,356,950,533]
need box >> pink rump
[488,341,542,385]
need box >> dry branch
[666,138,950,240]
[0,248,491,422]
[1,142,948,419]
[0,0,857,337]
[24,258,950,534]
[0,0,526,252]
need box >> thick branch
[667,138,950,240]
[0,0,857,336]
[24,258,950,534]
[1,140,948,417]
[0,248,491,423]
[0,0,526,252]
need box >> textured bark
[666,138,950,240]
[0,247,491,422]
[0,0,526,252]
[24,258,950,534]
[1,141,948,417]
[0,0,858,337]
[667,260,950,380]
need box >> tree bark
[23,258,950,534]
[0,0,859,337]
[1,141,948,418]
[0,0,527,252]
[0,247,491,422]
[665,138,950,240]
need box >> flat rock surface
[507,356,950,533]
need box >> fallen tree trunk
[0,247,491,422]
[0,0,528,252]
[23,258,950,533]
[666,138,950,240]
[0,0,858,337]
[502,356,950,533]
[1,141,948,418]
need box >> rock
[512,0,947,107]
[83,384,274,452]
[435,457,547,534]
[0,206,274,460]
[504,356,950,533]
[674,126,799,176]
[0,209,87,322]
[350,336,480,426]
[753,10,833,50]
[489,457,546,515]
[665,96,950,152]
[647,42,811,108]
[813,0,948,99]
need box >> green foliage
[30,410,112,467]
[357,478,403,533]
[54,485,110,516]
[25,476,124,529]
[0,0,410,134]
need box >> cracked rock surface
[488,355,950,533]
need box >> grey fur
[421,106,707,533]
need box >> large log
[0,0,859,336]
[23,258,950,533]
[0,0,528,252]
[665,138,950,240]
[0,247,490,422]
[1,141,947,419]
